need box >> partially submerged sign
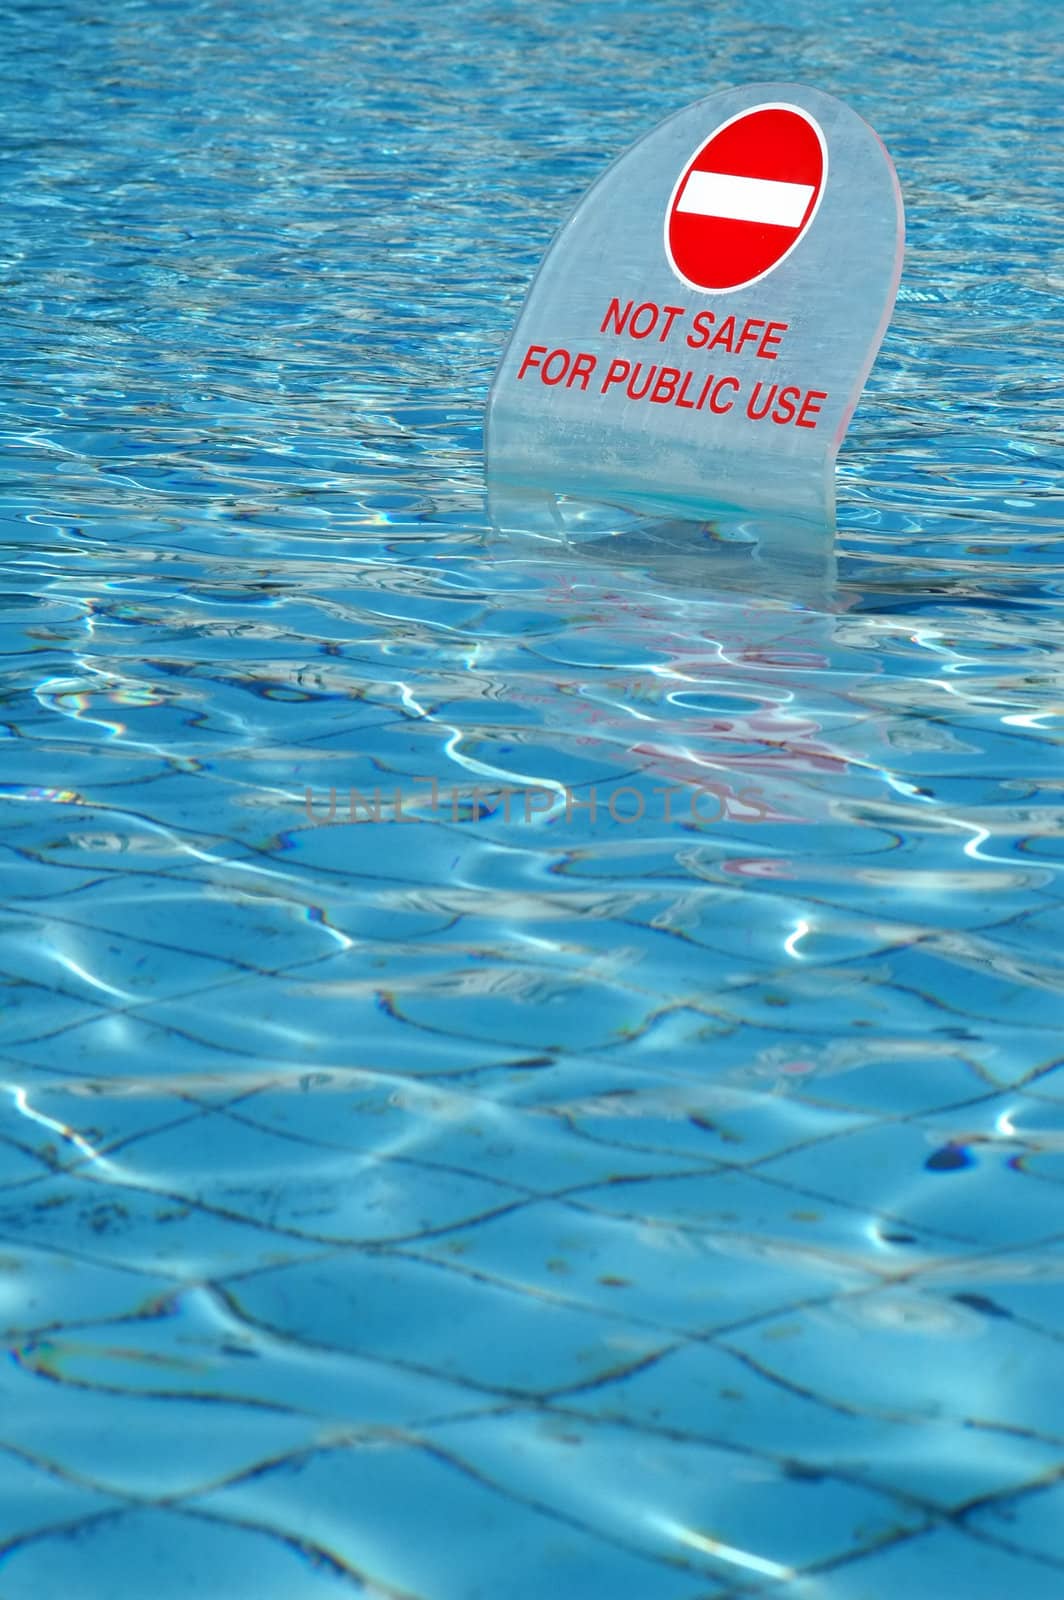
[486,84,903,536]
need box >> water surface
[1,1,1063,1595]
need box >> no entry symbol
[665,103,827,294]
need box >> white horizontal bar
[676,170,815,228]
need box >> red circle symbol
[665,103,827,294]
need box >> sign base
[488,487,837,607]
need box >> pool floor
[0,0,1062,1594]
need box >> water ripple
[1,0,1063,1595]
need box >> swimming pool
[1,0,1062,1593]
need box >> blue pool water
[2,0,1063,1594]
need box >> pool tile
[131,957,665,1058]
[235,1081,712,1193]
[0,1508,360,1598]
[190,1435,723,1600]
[409,1196,876,1336]
[917,1241,1064,1340]
[0,978,105,1051]
[568,1166,972,1265]
[967,1478,1064,1566]
[109,1110,524,1243]
[563,1339,1063,1512]
[28,881,350,974]
[0,1077,214,1173]
[0,1244,176,1337]
[761,1042,1017,1114]
[721,1289,1064,1441]
[0,1001,269,1081]
[22,1279,488,1426]
[0,1175,325,1280]
[427,1410,928,1584]
[2,1351,325,1498]
[823,1523,1064,1599]
[758,1120,1064,1247]
[0,1453,123,1548]
[226,1250,668,1397]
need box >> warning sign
[485,84,905,530]
[666,103,827,294]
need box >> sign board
[486,84,904,538]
